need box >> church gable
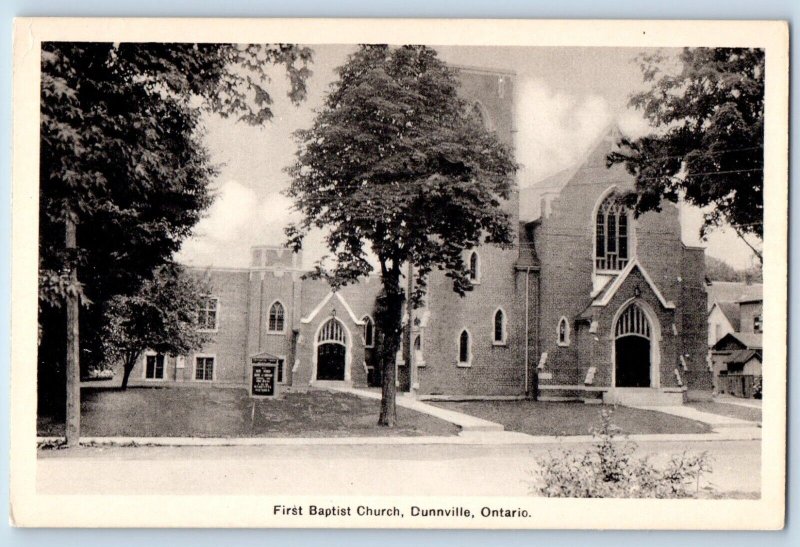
[592,259,675,310]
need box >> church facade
[128,66,710,405]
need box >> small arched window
[468,101,491,130]
[363,316,374,347]
[413,334,425,367]
[595,193,630,272]
[458,330,471,365]
[468,251,480,283]
[493,309,506,344]
[557,316,570,346]
[268,301,285,333]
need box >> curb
[36,427,761,449]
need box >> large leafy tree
[607,48,764,261]
[102,265,211,390]
[39,43,312,405]
[286,45,517,426]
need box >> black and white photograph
[9,18,787,529]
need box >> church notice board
[250,361,278,398]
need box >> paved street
[37,438,761,498]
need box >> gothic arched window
[493,309,506,344]
[468,101,491,130]
[468,251,480,282]
[557,316,570,346]
[362,316,375,347]
[595,194,630,271]
[268,301,285,333]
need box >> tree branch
[732,225,763,265]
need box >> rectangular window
[754,315,763,333]
[195,356,214,381]
[276,358,285,383]
[145,353,165,380]
[197,297,218,331]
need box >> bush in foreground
[532,409,713,498]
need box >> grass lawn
[37,387,458,438]
[688,401,762,423]
[433,401,712,436]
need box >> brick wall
[183,268,251,386]
[681,246,713,395]
[530,130,708,396]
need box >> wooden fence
[717,373,762,399]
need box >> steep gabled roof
[713,331,763,351]
[715,301,742,331]
[591,259,676,310]
[721,349,762,364]
[300,291,365,326]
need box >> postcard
[10,17,788,529]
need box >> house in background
[706,281,763,346]
[708,283,764,398]
[711,332,762,398]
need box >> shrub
[753,376,763,399]
[532,408,713,498]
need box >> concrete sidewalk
[631,404,757,429]
[715,396,762,409]
[323,384,505,432]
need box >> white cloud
[617,108,652,140]
[515,78,613,184]
[196,180,258,242]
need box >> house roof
[715,301,742,331]
[721,349,762,365]
[707,281,763,310]
[713,331,763,351]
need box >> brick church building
[130,66,711,405]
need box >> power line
[282,166,764,202]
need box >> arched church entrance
[316,317,347,381]
[614,303,652,388]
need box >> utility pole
[65,211,80,446]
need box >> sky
[176,45,762,271]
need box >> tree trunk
[120,354,137,390]
[377,271,404,427]
[65,214,80,447]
